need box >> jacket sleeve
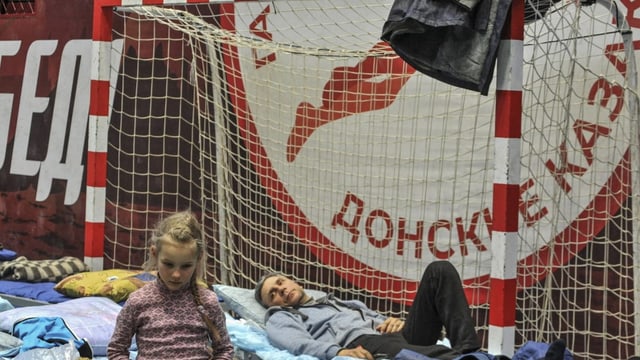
[266,310,342,360]
[107,299,136,360]
[203,291,235,360]
[342,299,387,325]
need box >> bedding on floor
[54,269,156,303]
[0,255,93,307]
[0,269,157,308]
[226,313,318,360]
[0,280,72,306]
[0,257,90,283]
[0,296,122,358]
[1,283,551,360]
[0,283,309,360]
[0,256,576,360]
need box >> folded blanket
[0,256,90,283]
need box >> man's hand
[375,317,405,334]
[338,346,374,360]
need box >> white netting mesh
[100,1,639,358]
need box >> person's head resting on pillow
[255,272,312,308]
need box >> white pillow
[212,284,326,327]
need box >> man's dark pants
[347,261,481,360]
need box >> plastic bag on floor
[13,342,79,360]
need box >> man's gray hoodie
[264,294,388,360]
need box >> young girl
[108,211,234,360]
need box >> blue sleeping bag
[393,339,573,360]
[394,348,495,360]
[512,340,573,360]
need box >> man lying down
[254,261,566,360]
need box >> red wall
[0,0,92,259]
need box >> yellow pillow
[55,269,154,303]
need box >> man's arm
[341,299,388,323]
[342,299,404,334]
[266,310,343,360]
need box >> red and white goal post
[87,0,640,358]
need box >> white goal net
[95,0,639,358]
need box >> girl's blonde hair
[143,210,206,280]
[144,211,221,343]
